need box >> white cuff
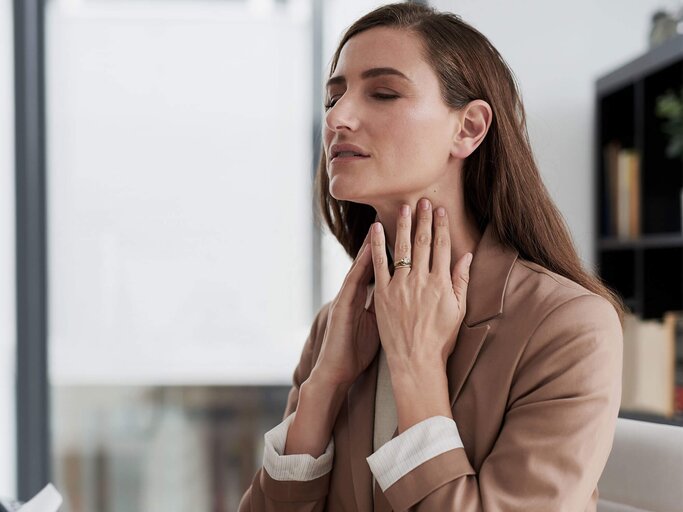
[262,411,334,481]
[366,415,464,491]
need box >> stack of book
[620,310,683,419]
[602,141,641,239]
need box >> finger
[431,206,451,277]
[357,229,371,257]
[370,222,391,288]
[412,198,432,274]
[451,252,473,308]
[338,242,374,306]
[342,230,372,297]
[394,203,412,276]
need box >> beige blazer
[239,222,623,511]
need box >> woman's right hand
[310,226,380,389]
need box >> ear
[450,100,493,159]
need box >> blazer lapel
[347,318,380,512]
[348,222,518,511]
[446,222,518,406]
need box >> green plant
[655,87,683,161]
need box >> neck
[373,199,481,277]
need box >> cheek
[387,113,450,175]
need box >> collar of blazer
[351,222,519,511]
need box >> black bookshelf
[595,34,683,427]
[595,33,683,320]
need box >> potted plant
[655,87,683,231]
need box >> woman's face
[323,27,460,203]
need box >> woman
[239,3,625,511]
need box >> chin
[328,177,374,203]
[328,186,355,202]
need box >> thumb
[451,252,472,305]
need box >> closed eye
[324,93,399,111]
[372,93,399,101]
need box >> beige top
[368,279,398,454]
[371,248,399,452]
[372,344,398,502]
[374,347,398,452]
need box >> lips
[329,143,370,162]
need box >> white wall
[0,0,15,499]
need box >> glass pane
[46,0,313,509]
[0,0,16,501]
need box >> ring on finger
[394,256,412,270]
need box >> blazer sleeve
[238,301,333,512]
[378,293,624,512]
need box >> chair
[598,417,683,511]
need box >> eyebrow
[325,67,412,89]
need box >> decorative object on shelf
[649,6,683,48]
[655,87,683,161]
[655,86,683,232]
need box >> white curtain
[46,0,314,386]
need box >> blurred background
[2,0,683,510]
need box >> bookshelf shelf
[595,35,683,426]
[599,233,683,250]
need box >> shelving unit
[594,34,683,426]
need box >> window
[0,0,16,500]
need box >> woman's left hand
[370,199,473,380]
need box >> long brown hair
[313,2,627,325]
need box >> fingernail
[401,204,410,217]
[466,253,473,266]
[436,207,445,217]
[373,222,382,233]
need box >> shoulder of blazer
[504,257,617,335]
[512,257,601,303]
[504,258,618,344]
[503,259,622,389]
[515,258,592,293]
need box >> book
[602,140,620,236]
[616,149,641,238]
[628,150,640,237]
[620,312,674,416]
[663,310,683,416]
[602,142,641,238]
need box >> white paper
[17,484,62,512]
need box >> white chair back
[598,418,683,512]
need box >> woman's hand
[370,199,473,379]
[310,227,380,389]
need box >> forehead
[333,27,430,80]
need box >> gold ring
[394,257,412,269]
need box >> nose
[323,93,360,133]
